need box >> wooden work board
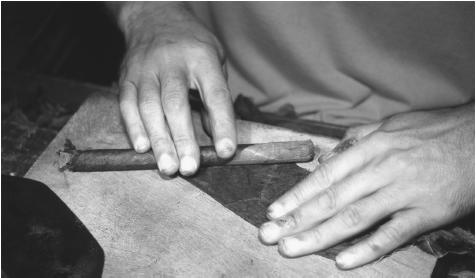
[26,92,436,277]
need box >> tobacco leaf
[186,164,475,262]
[187,163,369,259]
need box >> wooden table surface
[26,92,436,277]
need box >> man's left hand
[259,103,474,269]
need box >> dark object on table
[2,175,104,278]
[423,226,475,278]
[58,139,316,172]
[187,163,309,228]
[186,163,475,266]
[187,163,369,259]
[233,95,348,139]
[431,253,475,278]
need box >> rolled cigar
[58,140,317,172]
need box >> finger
[195,57,236,159]
[267,135,388,219]
[344,122,382,141]
[319,138,358,163]
[335,211,429,269]
[259,163,396,244]
[119,80,151,153]
[161,71,200,176]
[138,76,179,175]
[277,189,398,258]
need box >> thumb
[319,122,382,163]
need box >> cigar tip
[58,151,73,171]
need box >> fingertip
[215,137,236,159]
[335,252,356,270]
[158,153,179,176]
[277,237,299,258]
[258,222,280,245]
[134,136,150,153]
[179,156,198,176]
[267,203,285,220]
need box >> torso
[189,2,474,125]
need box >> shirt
[189,2,474,126]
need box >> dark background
[2,3,120,275]
[2,2,125,176]
[2,2,123,85]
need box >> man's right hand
[112,2,236,176]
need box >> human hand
[259,103,474,269]
[116,2,236,176]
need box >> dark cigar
[58,140,317,172]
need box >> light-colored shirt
[189,2,474,126]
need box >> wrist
[114,2,189,41]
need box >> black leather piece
[2,175,104,278]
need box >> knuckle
[317,187,337,211]
[288,211,302,227]
[380,225,403,244]
[316,163,333,185]
[367,237,385,253]
[146,43,183,61]
[367,131,391,150]
[290,187,307,205]
[139,98,159,113]
[309,228,322,243]
[172,136,194,149]
[186,41,216,57]
[150,136,172,150]
[119,80,137,96]
[161,91,186,112]
[204,87,231,107]
[383,151,410,172]
[413,214,430,231]
[340,205,362,228]
[161,76,186,92]
[119,55,141,77]
[209,87,230,97]
[138,80,159,96]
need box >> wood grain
[26,92,435,277]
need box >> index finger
[195,57,236,159]
[267,133,389,219]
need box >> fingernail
[275,215,296,229]
[216,138,235,158]
[180,156,197,176]
[336,252,354,269]
[134,137,149,153]
[333,138,358,154]
[158,154,178,175]
[259,222,281,244]
[267,203,284,219]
